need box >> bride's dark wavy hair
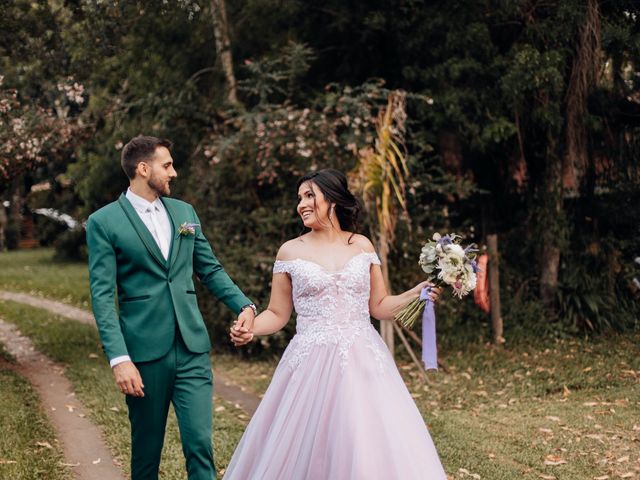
[296,169,362,242]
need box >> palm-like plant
[351,91,410,354]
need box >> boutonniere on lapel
[178,222,200,236]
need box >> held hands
[113,361,145,397]
[413,281,442,303]
[230,307,255,347]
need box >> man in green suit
[87,136,255,480]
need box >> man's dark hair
[121,136,173,179]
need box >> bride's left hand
[413,281,442,302]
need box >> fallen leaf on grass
[109,407,120,412]
[88,353,99,359]
[538,475,556,480]
[545,416,561,422]
[457,467,481,478]
[619,473,634,478]
[65,404,75,413]
[592,476,609,480]
[59,462,80,467]
[544,455,567,466]
[539,428,553,434]
[214,406,226,412]
[36,441,53,449]
[0,460,17,464]
[583,402,599,407]
[92,458,101,465]
[617,456,629,463]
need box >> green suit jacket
[86,193,251,363]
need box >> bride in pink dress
[226,169,447,479]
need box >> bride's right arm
[251,272,294,336]
[230,267,294,346]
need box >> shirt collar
[126,188,164,214]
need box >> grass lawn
[216,334,640,480]
[0,248,90,308]
[0,361,72,480]
[0,300,248,479]
[2,248,639,479]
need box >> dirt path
[0,291,93,324]
[0,290,261,416]
[0,318,126,480]
[212,369,262,414]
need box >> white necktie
[147,206,169,260]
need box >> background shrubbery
[2,0,639,352]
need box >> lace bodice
[273,252,388,371]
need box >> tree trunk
[564,0,601,191]
[9,181,24,249]
[539,137,564,312]
[210,0,239,105]
[540,242,561,309]
[486,234,504,344]
[378,230,395,354]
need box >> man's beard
[148,174,170,196]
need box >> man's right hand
[113,361,145,397]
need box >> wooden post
[378,232,395,354]
[486,234,505,344]
[393,323,429,384]
[0,203,7,251]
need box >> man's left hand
[231,307,255,347]
[236,307,255,331]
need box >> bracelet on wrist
[240,303,257,316]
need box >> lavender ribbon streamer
[420,287,438,370]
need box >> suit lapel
[161,197,182,270]
[117,193,168,270]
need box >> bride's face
[297,181,331,229]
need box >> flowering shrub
[0,76,86,183]
[200,82,392,188]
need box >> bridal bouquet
[395,233,478,369]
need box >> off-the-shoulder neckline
[274,251,378,274]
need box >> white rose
[444,243,465,259]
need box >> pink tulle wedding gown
[224,252,447,479]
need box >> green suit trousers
[126,329,215,480]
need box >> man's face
[144,146,177,196]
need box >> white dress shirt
[110,188,173,368]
